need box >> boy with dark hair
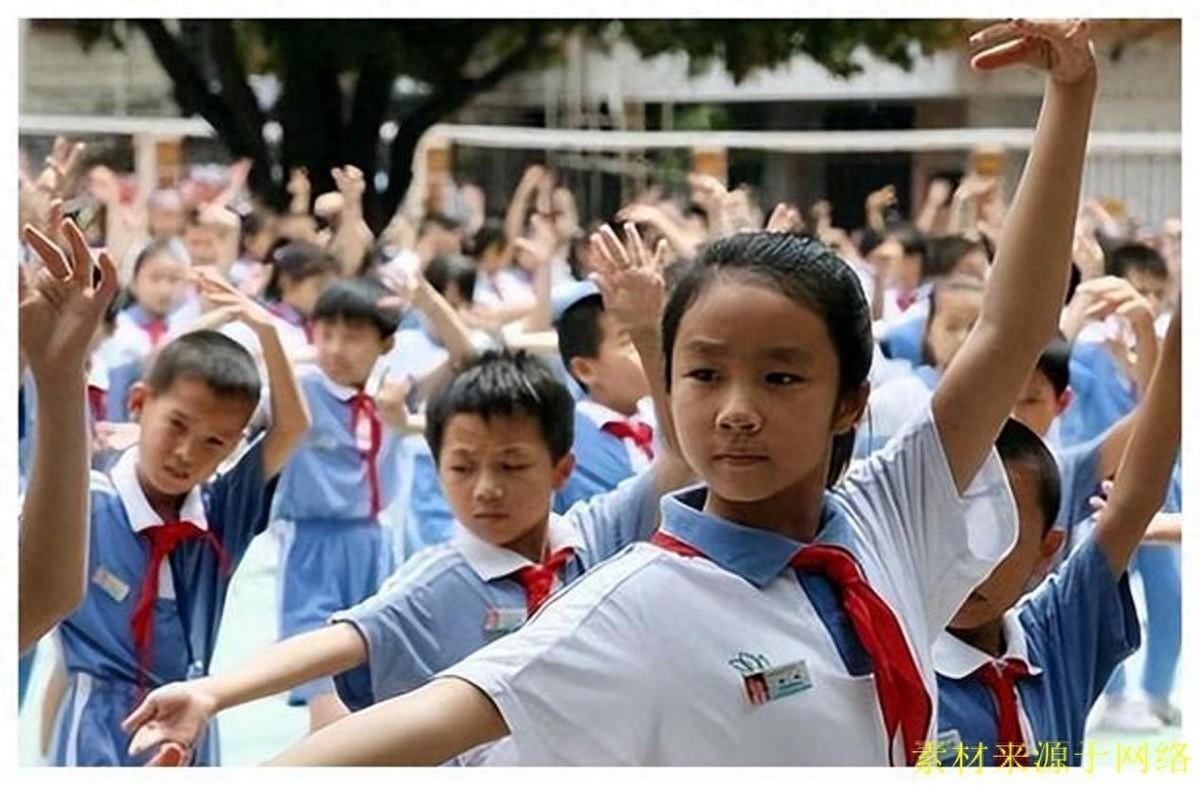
[551,279,655,513]
[122,253,692,766]
[48,269,310,766]
[934,308,1178,767]
[1105,242,1169,315]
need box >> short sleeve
[440,551,659,765]
[1018,533,1139,720]
[562,468,659,564]
[329,555,464,711]
[205,436,279,563]
[836,404,1017,638]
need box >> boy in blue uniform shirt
[551,279,656,513]
[934,308,1179,767]
[122,255,692,765]
[271,277,412,730]
[47,269,310,766]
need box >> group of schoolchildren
[16,18,1185,768]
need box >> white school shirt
[109,446,210,599]
[574,397,658,474]
[443,405,1017,765]
[474,268,535,311]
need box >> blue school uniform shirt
[330,468,660,711]
[934,534,1139,766]
[553,397,656,515]
[1057,339,1137,448]
[274,366,403,523]
[51,439,277,765]
[882,312,927,366]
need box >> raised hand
[969,19,1095,84]
[20,219,119,382]
[589,223,668,335]
[122,680,219,766]
[1077,276,1156,332]
[865,185,897,213]
[331,165,367,202]
[192,267,277,333]
[512,213,559,268]
[765,202,803,233]
[926,178,954,209]
[287,167,311,198]
[375,376,411,431]
[35,136,87,197]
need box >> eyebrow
[762,346,814,364]
[680,339,813,364]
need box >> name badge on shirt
[483,607,527,640]
[92,566,130,603]
[743,660,813,705]
[937,729,963,762]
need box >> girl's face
[925,288,983,370]
[133,253,188,316]
[669,279,865,514]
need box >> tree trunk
[345,59,396,232]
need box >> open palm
[20,219,118,379]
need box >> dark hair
[132,237,188,281]
[145,331,261,411]
[859,227,887,259]
[889,225,928,265]
[662,232,872,486]
[1034,334,1072,398]
[995,417,1061,533]
[425,349,574,465]
[467,219,506,259]
[920,276,986,368]
[1106,242,1168,280]
[924,235,987,282]
[263,241,340,302]
[312,277,401,339]
[556,294,606,391]
[425,254,477,304]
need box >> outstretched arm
[933,20,1097,492]
[266,677,507,766]
[125,624,366,765]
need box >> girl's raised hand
[589,223,668,334]
[969,19,1095,85]
[192,268,276,333]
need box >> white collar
[576,396,652,430]
[933,609,1043,679]
[314,366,361,402]
[314,363,388,402]
[452,513,587,582]
[110,447,209,533]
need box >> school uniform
[553,397,656,515]
[1057,336,1136,449]
[273,366,402,704]
[443,405,1017,765]
[96,309,160,422]
[881,311,928,366]
[854,364,940,458]
[474,267,535,312]
[263,301,315,357]
[330,468,660,710]
[49,439,277,766]
[934,533,1139,766]
[1049,426,1113,567]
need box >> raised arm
[328,165,376,277]
[193,269,311,478]
[504,164,547,247]
[266,677,507,766]
[591,223,693,497]
[124,624,366,765]
[18,219,119,652]
[1094,308,1180,573]
[933,20,1097,492]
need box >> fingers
[970,36,1041,72]
[94,252,120,306]
[62,219,94,289]
[968,20,1026,56]
[589,235,618,277]
[23,224,72,279]
[651,238,669,271]
[624,223,648,270]
[146,742,190,767]
[597,225,631,269]
[122,698,157,735]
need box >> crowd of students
[16,18,1183,767]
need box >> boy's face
[149,204,186,240]
[925,289,983,370]
[438,413,574,549]
[569,311,651,416]
[1012,370,1070,439]
[1124,268,1169,316]
[130,377,255,498]
[133,253,187,317]
[314,318,391,388]
[948,464,1063,631]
